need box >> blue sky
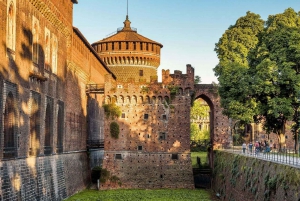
[73,0,300,84]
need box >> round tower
[92,16,163,82]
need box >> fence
[224,146,300,168]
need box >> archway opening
[190,96,213,169]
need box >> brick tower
[92,15,163,82]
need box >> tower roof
[92,16,163,47]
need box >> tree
[214,11,264,124]
[190,99,210,142]
[194,75,201,84]
[214,8,300,152]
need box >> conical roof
[92,16,163,47]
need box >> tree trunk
[278,133,286,152]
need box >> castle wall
[0,0,113,199]
[0,152,89,201]
[101,66,195,189]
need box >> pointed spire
[123,15,131,30]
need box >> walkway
[223,147,300,168]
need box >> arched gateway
[194,84,232,149]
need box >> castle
[3,0,292,200]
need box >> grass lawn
[191,151,208,168]
[65,189,214,201]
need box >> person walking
[248,142,253,154]
[242,142,247,154]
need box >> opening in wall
[144,114,149,120]
[171,154,178,160]
[115,154,122,159]
[137,145,143,151]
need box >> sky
[73,0,300,84]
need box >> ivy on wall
[110,121,119,139]
[103,103,121,119]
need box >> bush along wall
[212,151,300,201]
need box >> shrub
[110,122,120,139]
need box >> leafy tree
[215,8,300,151]
[194,75,201,84]
[190,99,209,120]
[214,11,264,124]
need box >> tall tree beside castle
[214,8,300,151]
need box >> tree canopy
[214,8,300,149]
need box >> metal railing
[86,84,104,94]
[3,147,16,159]
[87,139,104,148]
[224,146,300,168]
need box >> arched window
[3,92,16,158]
[44,102,53,155]
[30,94,40,156]
[7,2,16,52]
[56,102,64,154]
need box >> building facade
[0,0,114,200]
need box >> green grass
[191,151,208,168]
[65,189,213,201]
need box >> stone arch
[145,96,150,104]
[119,95,124,104]
[151,96,156,104]
[158,96,163,104]
[132,95,137,104]
[178,87,183,95]
[126,96,131,104]
[112,95,117,104]
[138,96,143,104]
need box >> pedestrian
[248,142,253,154]
[242,142,246,154]
[255,141,260,155]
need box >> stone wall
[101,66,195,189]
[213,151,300,201]
[0,152,89,201]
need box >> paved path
[223,148,300,168]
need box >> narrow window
[162,115,167,120]
[140,42,143,50]
[133,42,136,50]
[139,70,143,76]
[44,101,53,155]
[56,102,64,153]
[171,154,178,160]
[119,42,121,50]
[106,43,108,50]
[115,154,122,159]
[144,114,149,120]
[137,146,143,151]
[146,43,148,51]
[126,42,129,50]
[121,113,125,118]
[159,132,166,140]
[112,42,114,50]
[3,92,16,158]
